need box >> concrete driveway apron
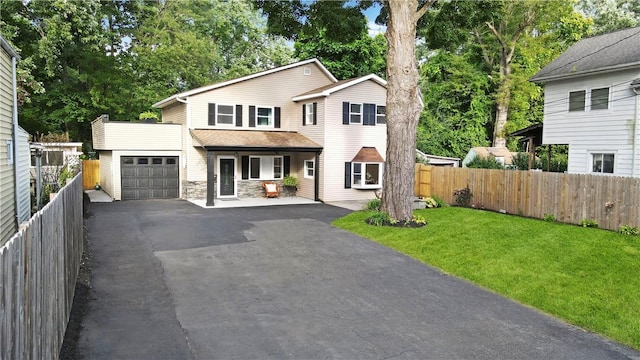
[79,199,640,359]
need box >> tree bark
[493,61,511,148]
[382,0,430,221]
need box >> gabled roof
[292,74,387,102]
[531,26,640,83]
[153,59,338,108]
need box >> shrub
[543,213,556,222]
[465,155,505,169]
[412,214,427,225]
[365,198,381,211]
[366,211,392,226]
[579,219,598,228]
[431,195,448,208]
[282,176,298,187]
[424,197,438,208]
[618,225,639,236]
[453,186,473,207]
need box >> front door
[218,157,236,197]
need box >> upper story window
[569,90,585,112]
[304,103,315,125]
[257,107,273,127]
[376,105,386,124]
[350,103,362,124]
[590,88,609,110]
[217,104,235,125]
[569,87,609,112]
[592,153,614,174]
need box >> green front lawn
[333,207,640,350]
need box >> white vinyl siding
[1,43,16,243]
[541,69,640,177]
[15,126,30,223]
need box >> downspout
[631,79,640,177]
[11,54,20,228]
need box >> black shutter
[241,156,249,179]
[284,156,290,176]
[302,104,306,126]
[274,107,281,128]
[313,102,317,125]
[364,103,376,126]
[249,106,255,127]
[344,162,351,189]
[342,102,349,125]
[235,105,242,127]
[208,103,216,125]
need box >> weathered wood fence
[415,165,640,231]
[82,159,100,190]
[0,174,83,359]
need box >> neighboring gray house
[0,36,31,244]
[530,26,640,177]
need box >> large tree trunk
[382,0,425,221]
[492,61,511,148]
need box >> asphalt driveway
[77,199,639,359]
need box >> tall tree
[421,0,589,149]
[578,0,640,34]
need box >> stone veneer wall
[183,180,300,200]
[183,181,207,199]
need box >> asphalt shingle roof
[530,26,640,83]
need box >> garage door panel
[121,156,179,200]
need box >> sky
[363,3,387,36]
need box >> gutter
[530,62,640,83]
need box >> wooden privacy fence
[82,159,99,190]
[0,174,83,359]
[415,165,640,232]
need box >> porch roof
[190,129,323,152]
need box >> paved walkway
[77,200,640,359]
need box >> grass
[332,207,640,350]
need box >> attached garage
[121,156,179,200]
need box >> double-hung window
[249,155,283,179]
[591,153,614,174]
[376,105,386,124]
[305,104,314,125]
[217,104,234,125]
[304,160,314,179]
[350,103,362,124]
[256,107,273,127]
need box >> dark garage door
[121,156,179,200]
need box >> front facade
[0,36,30,244]
[92,59,387,203]
[531,26,640,177]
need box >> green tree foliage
[417,0,591,154]
[578,0,640,34]
[0,0,292,142]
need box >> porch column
[314,151,320,201]
[206,150,215,206]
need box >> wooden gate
[82,160,100,190]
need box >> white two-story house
[530,26,640,177]
[92,59,387,204]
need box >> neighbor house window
[590,88,609,110]
[217,104,234,124]
[352,162,382,189]
[569,90,585,112]
[256,107,273,127]
[304,160,314,179]
[376,105,386,124]
[249,156,283,179]
[592,153,614,174]
[305,103,314,125]
[350,103,362,124]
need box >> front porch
[188,196,319,209]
